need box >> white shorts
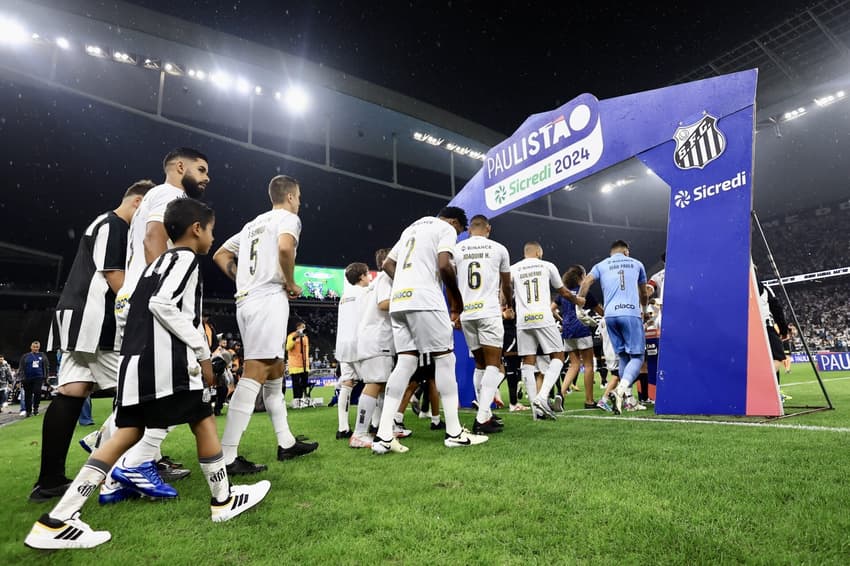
[355,356,393,384]
[57,349,119,391]
[600,321,619,371]
[461,316,504,350]
[517,325,563,357]
[391,310,453,354]
[237,293,289,360]
[564,336,594,352]
[339,361,361,383]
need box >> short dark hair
[469,214,489,230]
[562,265,586,289]
[123,179,156,198]
[163,198,215,242]
[344,262,369,285]
[162,147,209,171]
[610,239,629,251]
[375,248,391,271]
[269,175,300,204]
[437,206,468,231]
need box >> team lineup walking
[23,148,658,550]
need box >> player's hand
[503,306,515,320]
[285,282,302,300]
[573,295,586,307]
[200,358,214,387]
[450,311,461,330]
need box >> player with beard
[102,148,211,502]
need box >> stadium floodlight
[85,44,109,58]
[783,107,806,121]
[254,85,262,95]
[143,58,161,70]
[601,183,613,193]
[838,90,846,98]
[282,85,310,114]
[0,16,28,45]
[187,68,206,81]
[55,37,70,50]
[211,71,233,90]
[468,150,486,161]
[563,184,575,192]
[113,51,137,65]
[163,62,183,76]
[274,91,281,100]
[236,77,251,94]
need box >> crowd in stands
[781,281,850,352]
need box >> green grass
[1,363,849,565]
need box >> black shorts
[767,327,785,362]
[782,340,792,356]
[116,389,212,429]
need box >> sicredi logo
[674,170,748,210]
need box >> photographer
[285,322,310,407]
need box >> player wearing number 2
[212,175,318,475]
[454,215,512,434]
[372,206,489,454]
[577,240,647,414]
[510,242,584,420]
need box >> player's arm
[557,285,585,307]
[499,271,513,308]
[551,301,563,322]
[439,251,463,317]
[143,221,170,265]
[279,233,301,298]
[104,271,125,294]
[286,333,296,351]
[382,258,397,279]
[97,217,128,293]
[577,273,596,300]
[213,248,237,281]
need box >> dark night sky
[126,0,809,135]
[0,0,833,299]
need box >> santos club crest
[673,114,726,170]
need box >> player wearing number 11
[510,242,585,420]
[212,175,318,475]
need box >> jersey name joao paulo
[454,236,510,321]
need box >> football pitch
[2,363,849,565]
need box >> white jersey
[335,283,367,362]
[357,271,394,359]
[454,236,510,321]
[117,183,185,312]
[221,208,301,304]
[510,258,563,329]
[387,216,457,313]
[649,268,665,301]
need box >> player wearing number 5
[212,175,317,476]
[510,242,585,420]
[454,215,512,434]
[577,240,647,414]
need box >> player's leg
[533,327,566,418]
[580,346,597,406]
[336,363,357,438]
[267,358,317,461]
[561,348,581,397]
[372,312,418,453]
[221,358,268,473]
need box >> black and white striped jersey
[48,212,127,353]
[118,247,210,407]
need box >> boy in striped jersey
[31,179,155,503]
[25,199,270,550]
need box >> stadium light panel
[163,62,183,76]
[55,37,70,50]
[211,71,233,90]
[143,58,161,70]
[254,85,262,95]
[601,183,613,193]
[0,17,28,45]
[236,77,251,94]
[85,45,108,58]
[283,85,310,114]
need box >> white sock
[100,410,117,444]
[122,427,169,468]
[434,353,461,437]
[431,412,441,425]
[376,355,418,441]
[394,411,404,424]
[476,365,502,423]
[221,378,262,465]
[355,393,377,436]
[372,393,384,428]
[535,358,565,403]
[337,383,353,433]
[521,364,538,400]
[263,377,296,449]
[50,458,109,521]
[472,368,485,402]
[199,451,230,504]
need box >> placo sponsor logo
[523,313,545,322]
[613,303,635,311]
[673,114,726,170]
[392,288,414,301]
[463,302,485,312]
[673,170,748,211]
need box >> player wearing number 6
[577,240,647,414]
[510,242,585,420]
[212,175,318,476]
[454,215,512,434]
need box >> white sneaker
[348,434,373,449]
[532,397,557,420]
[210,480,271,523]
[20,410,27,417]
[392,420,412,438]
[25,512,111,549]
[371,437,409,455]
[614,385,627,415]
[444,429,488,448]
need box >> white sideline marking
[564,414,850,433]
[781,375,850,388]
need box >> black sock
[38,394,86,488]
[637,373,649,402]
